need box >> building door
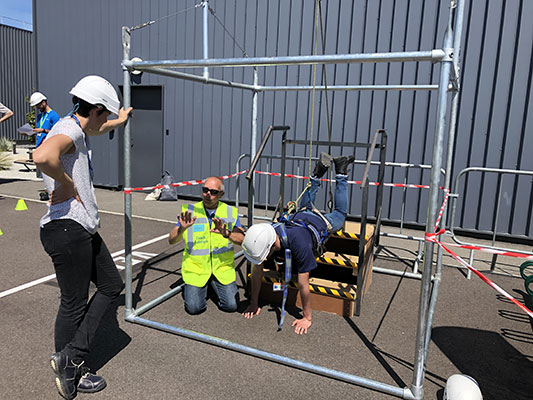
[123,86,163,188]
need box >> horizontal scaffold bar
[123,49,446,70]
[128,315,415,399]
[127,68,440,93]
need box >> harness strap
[272,223,291,330]
[301,203,333,231]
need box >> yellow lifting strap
[287,0,324,212]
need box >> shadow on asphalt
[432,326,533,400]
[85,295,132,373]
[131,249,182,309]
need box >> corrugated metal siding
[453,0,533,238]
[0,24,35,141]
[33,0,533,237]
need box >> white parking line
[0,234,169,299]
[0,193,175,223]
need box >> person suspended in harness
[242,153,354,334]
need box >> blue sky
[0,0,32,31]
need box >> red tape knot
[425,229,445,243]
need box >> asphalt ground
[1,176,532,400]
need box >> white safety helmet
[30,92,47,107]
[443,374,483,400]
[242,223,277,264]
[69,75,120,115]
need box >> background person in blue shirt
[30,91,60,147]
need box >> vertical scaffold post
[122,26,134,318]
[410,11,455,400]
[424,0,467,365]
[249,67,259,227]
[202,1,209,81]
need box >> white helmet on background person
[443,374,483,400]
[242,223,277,264]
[69,75,120,115]
[30,92,47,107]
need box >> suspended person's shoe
[333,155,355,175]
[77,366,107,394]
[312,152,333,178]
[50,352,82,400]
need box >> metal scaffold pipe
[123,50,446,70]
[121,26,133,317]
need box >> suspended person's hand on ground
[242,303,261,319]
[292,316,312,335]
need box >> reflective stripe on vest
[181,201,238,287]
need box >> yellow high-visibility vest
[181,201,238,287]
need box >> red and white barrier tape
[122,167,532,316]
[123,169,248,194]
[433,189,450,231]
[426,231,533,318]
[125,169,436,195]
[254,170,434,190]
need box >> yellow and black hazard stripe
[315,255,357,268]
[332,230,369,240]
[309,283,354,299]
[259,275,354,300]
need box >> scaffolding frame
[120,1,466,398]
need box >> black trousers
[40,219,123,363]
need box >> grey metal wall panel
[0,24,35,142]
[33,0,533,237]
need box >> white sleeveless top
[40,117,100,234]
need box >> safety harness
[273,207,332,330]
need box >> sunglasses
[95,104,109,116]
[202,187,222,196]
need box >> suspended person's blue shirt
[35,109,60,147]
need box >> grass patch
[0,137,13,152]
[0,152,13,170]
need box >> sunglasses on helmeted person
[202,187,222,196]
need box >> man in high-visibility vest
[169,176,244,314]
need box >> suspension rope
[129,2,250,61]
[207,6,249,58]
[307,0,321,179]
[129,2,204,31]
[287,0,322,213]
[318,0,334,212]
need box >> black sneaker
[39,191,49,201]
[312,152,333,178]
[50,352,81,400]
[333,155,355,175]
[78,366,107,393]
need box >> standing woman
[34,75,131,400]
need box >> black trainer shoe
[312,152,333,178]
[333,155,355,175]
[39,191,49,201]
[78,366,107,394]
[50,352,82,400]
